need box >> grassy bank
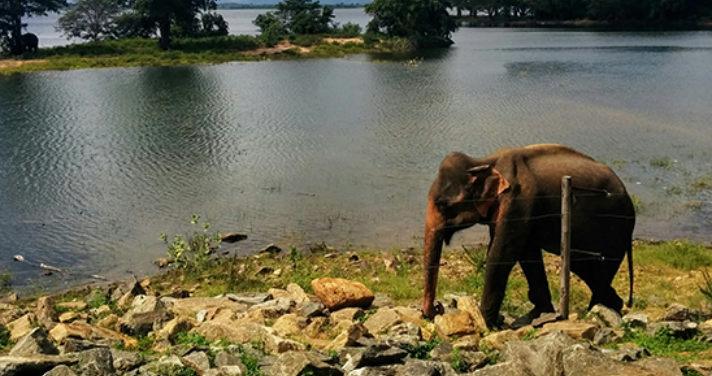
[143,239,712,322]
[0,35,385,75]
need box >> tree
[254,0,335,36]
[56,0,122,42]
[365,0,458,47]
[0,0,66,55]
[127,0,223,50]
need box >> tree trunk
[159,16,171,50]
[10,14,23,56]
[457,7,462,17]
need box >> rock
[77,348,114,376]
[9,328,59,356]
[50,322,92,343]
[235,310,266,326]
[0,308,25,325]
[684,360,712,376]
[451,351,490,372]
[58,312,80,324]
[381,252,401,273]
[110,277,146,302]
[89,305,112,318]
[61,338,108,354]
[193,321,266,344]
[267,351,342,376]
[537,321,599,341]
[311,278,375,311]
[371,293,395,309]
[286,284,310,305]
[468,361,531,376]
[481,330,519,350]
[455,296,488,331]
[183,351,211,375]
[342,344,408,373]
[531,312,559,328]
[272,314,308,337]
[172,297,248,318]
[325,323,369,351]
[214,352,246,371]
[264,332,308,354]
[699,319,712,341]
[154,257,173,268]
[268,289,292,300]
[259,244,282,255]
[391,307,423,325]
[95,314,119,330]
[330,308,365,323]
[434,311,476,339]
[592,327,623,346]
[589,304,622,327]
[647,321,697,339]
[661,303,690,321]
[57,301,87,311]
[364,309,403,337]
[0,356,77,376]
[608,344,650,362]
[8,313,36,342]
[118,295,172,336]
[394,359,445,376]
[429,341,453,361]
[297,301,325,318]
[562,343,669,376]
[225,293,272,306]
[635,357,683,376]
[499,330,578,376]
[452,335,482,351]
[222,232,248,243]
[345,365,402,376]
[249,298,294,318]
[36,297,58,329]
[205,366,245,376]
[112,350,143,372]
[43,365,78,376]
[388,322,421,338]
[623,313,649,329]
[304,317,329,338]
[158,317,198,339]
[116,292,135,311]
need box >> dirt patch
[243,41,312,56]
[323,37,364,45]
[0,59,48,70]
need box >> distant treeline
[218,2,365,9]
[453,0,712,25]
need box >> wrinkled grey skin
[422,144,635,328]
[21,33,39,53]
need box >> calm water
[2,17,712,289]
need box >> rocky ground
[2,241,712,376]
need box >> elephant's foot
[511,308,555,329]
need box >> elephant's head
[422,152,510,318]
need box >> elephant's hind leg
[572,257,624,313]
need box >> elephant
[21,33,39,53]
[422,144,635,328]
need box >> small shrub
[399,338,441,360]
[260,22,286,48]
[87,290,109,309]
[289,34,322,47]
[650,156,672,169]
[450,349,468,372]
[240,350,265,376]
[0,324,10,350]
[159,215,221,271]
[336,22,362,37]
[690,177,712,193]
[289,247,303,263]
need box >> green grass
[172,331,211,347]
[634,240,712,270]
[449,349,469,373]
[623,326,712,361]
[399,338,441,360]
[0,324,10,351]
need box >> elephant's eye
[435,198,449,211]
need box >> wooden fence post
[560,176,572,320]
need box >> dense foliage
[0,0,66,54]
[253,0,336,46]
[452,0,712,24]
[365,0,458,47]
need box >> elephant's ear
[467,165,510,218]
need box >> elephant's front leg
[511,245,555,328]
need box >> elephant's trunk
[423,200,445,318]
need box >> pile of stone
[1,275,711,376]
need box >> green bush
[159,215,221,271]
[0,324,10,350]
[260,22,286,48]
[289,34,323,47]
[335,22,362,37]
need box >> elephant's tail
[627,244,634,308]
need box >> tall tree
[128,0,219,50]
[0,0,66,55]
[56,0,122,41]
[365,0,458,47]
